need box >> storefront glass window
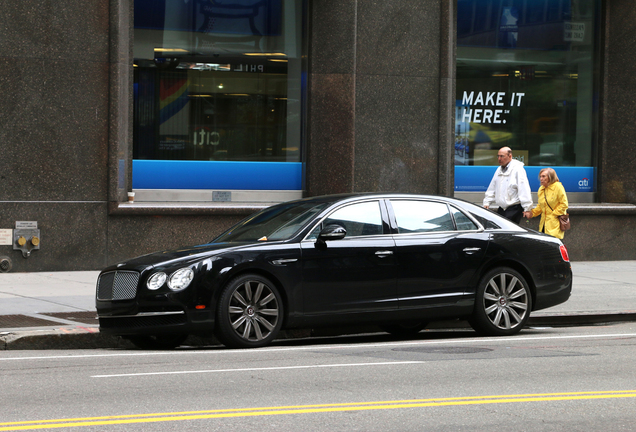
[455,0,600,200]
[133,0,305,192]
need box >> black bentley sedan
[96,194,572,349]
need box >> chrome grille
[97,271,140,301]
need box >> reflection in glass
[133,0,304,164]
[215,201,327,243]
[455,0,599,169]
[310,202,384,239]
[451,207,479,231]
[392,201,455,233]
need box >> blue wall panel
[133,160,303,190]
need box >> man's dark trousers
[497,203,524,224]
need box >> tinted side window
[391,200,455,233]
[451,207,478,231]
[309,201,384,239]
[471,213,501,230]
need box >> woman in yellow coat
[523,168,569,239]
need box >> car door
[300,200,398,316]
[388,199,489,310]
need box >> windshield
[214,201,330,243]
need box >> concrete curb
[3,312,636,350]
[527,312,636,327]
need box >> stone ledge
[108,201,270,216]
[108,201,636,216]
[568,203,636,215]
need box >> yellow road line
[2,390,636,430]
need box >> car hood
[103,242,258,272]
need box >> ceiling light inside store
[269,59,288,62]
[154,48,189,53]
[243,52,287,56]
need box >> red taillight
[559,244,570,262]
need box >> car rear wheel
[470,267,531,336]
[215,274,283,349]
[126,334,188,350]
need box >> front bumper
[96,269,215,336]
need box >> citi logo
[579,178,590,187]
[192,127,220,146]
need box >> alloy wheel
[227,278,280,343]
[482,272,529,330]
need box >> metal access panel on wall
[13,221,40,258]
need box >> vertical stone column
[437,0,456,197]
[600,0,636,203]
[306,0,358,196]
[109,0,134,204]
[306,0,454,196]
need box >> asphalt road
[2,323,636,431]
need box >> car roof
[286,193,525,233]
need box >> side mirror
[316,224,346,247]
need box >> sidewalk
[1,261,636,350]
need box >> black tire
[127,334,188,350]
[215,274,283,349]
[380,321,428,337]
[470,267,532,336]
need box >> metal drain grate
[0,315,63,328]
[41,312,98,325]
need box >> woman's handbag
[558,214,571,231]
[545,193,571,231]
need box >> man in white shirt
[483,146,533,224]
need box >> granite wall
[1,0,636,273]
[601,0,636,204]
[0,1,111,272]
[307,0,454,197]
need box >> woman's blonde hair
[539,167,559,185]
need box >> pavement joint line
[23,313,93,326]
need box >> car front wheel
[215,274,283,349]
[470,267,531,336]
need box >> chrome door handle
[375,250,393,258]
[463,247,481,255]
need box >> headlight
[168,268,194,291]
[147,272,167,290]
